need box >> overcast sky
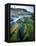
[10,5,34,13]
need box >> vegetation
[9,16,34,41]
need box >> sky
[10,5,34,13]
